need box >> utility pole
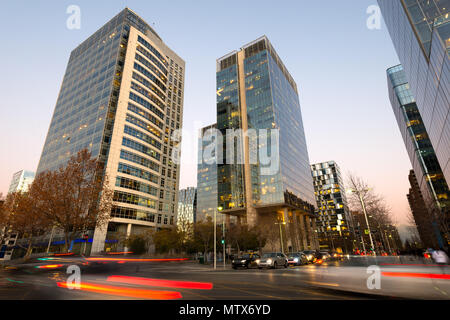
[358,221,366,254]
[348,188,376,256]
[275,221,286,253]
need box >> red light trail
[107,275,213,290]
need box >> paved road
[0,256,448,300]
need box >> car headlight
[307,255,313,259]
[267,259,272,264]
[255,259,260,264]
[241,260,246,263]
[294,258,299,262]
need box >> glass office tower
[7,170,35,194]
[197,124,219,222]
[387,64,449,248]
[378,0,450,188]
[178,187,197,226]
[216,36,318,252]
[36,8,185,254]
[311,161,353,252]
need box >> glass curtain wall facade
[177,187,197,226]
[378,0,450,188]
[311,161,353,252]
[408,170,440,248]
[216,36,318,252]
[197,124,219,222]
[387,65,449,248]
[36,8,185,254]
[7,170,35,194]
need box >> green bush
[126,235,147,255]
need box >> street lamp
[347,188,376,256]
[215,206,223,270]
[275,221,286,254]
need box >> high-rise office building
[7,170,35,194]
[216,36,318,252]
[2,170,34,260]
[36,8,185,253]
[378,0,450,186]
[311,161,353,252]
[407,170,439,248]
[197,124,218,222]
[177,187,197,227]
[387,64,449,248]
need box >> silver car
[258,252,288,269]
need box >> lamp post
[215,206,223,270]
[347,188,376,256]
[222,217,226,269]
[275,221,286,254]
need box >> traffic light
[221,238,225,245]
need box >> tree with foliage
[9,191,49,257]
[193,217,215,263]
[28,149,113,252]
[0,193,9,247]
[153,228,182,254]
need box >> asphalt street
[0,256,448,300]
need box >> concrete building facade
[36,8,185,254]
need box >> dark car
[232,253,260,269]
[287,252,308,266]
[301,250,317,263]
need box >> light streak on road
[107,275,213,290]
[382,272,450,280]
[57,282,183,299]
[86,258,188,262]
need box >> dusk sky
[0,1,413,225]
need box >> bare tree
[347,173,399,253]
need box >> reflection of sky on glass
[0,1,412,224]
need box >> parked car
[330,251,344,260]
[232,253,260,269]
[258,252,288,269]
[320,251,332,261]
[301,250,316,263]
[287,252,308,266]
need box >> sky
[0,1,413,226]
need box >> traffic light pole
[214,209,217,270]
[223,218,226,269]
